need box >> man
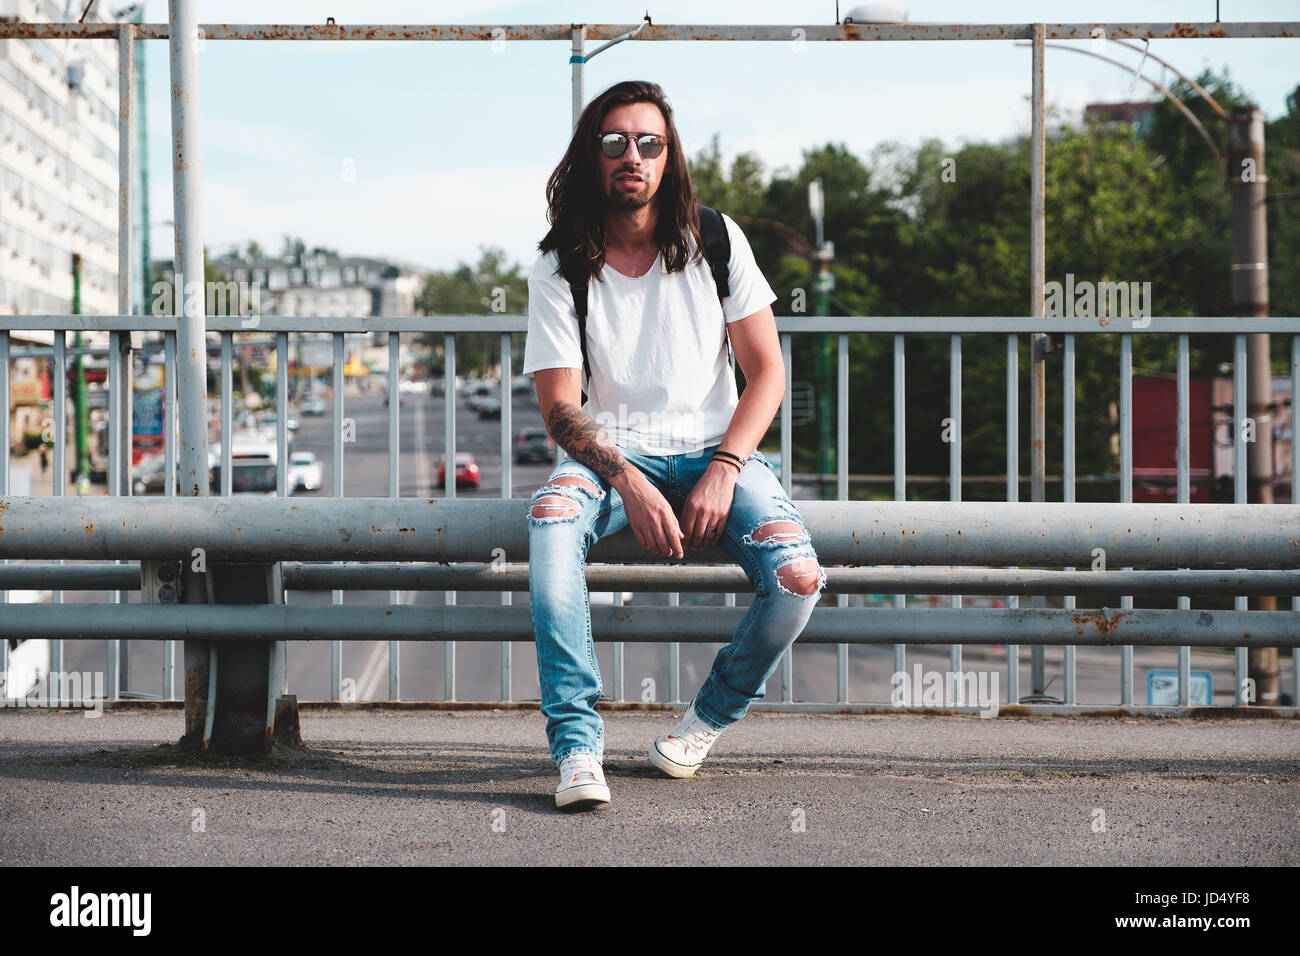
[523,80,826,811]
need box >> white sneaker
[649,703,723,778]
[555,752,611,810]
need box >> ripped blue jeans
[526,444,827,766]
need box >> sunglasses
[599,131,668,159]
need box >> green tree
[416,247,527,377]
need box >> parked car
[130,453,176,495]
[514,427,555,464]
[465,383,495,411]
[287,451,323,492]
[257,410,299,433]
[477,396,501,419]
[511,374,534,395]
[209,439,285,496]
[300,397,327,416]
[437,452,480,489]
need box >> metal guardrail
[1,13,1297,725]
[1,342,1298,715]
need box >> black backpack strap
[697,205,734,365]
[572,276,591,386]
[559,252,592,403]
[698,205,731,299]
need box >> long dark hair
[538,80,703,284]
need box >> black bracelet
[713,449,747,467]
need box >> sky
[129,1,1300,275]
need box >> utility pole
[70,253,89,494]
[809,179,835,498]
[1228,105,1278,705]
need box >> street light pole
[70,253,89,494]
[809,179,835,499]
[1228,105,1278,705]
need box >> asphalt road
[1,708,1296,866]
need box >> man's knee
[775,555,823,596]
[529,475,602,520]
[531,495,581,519]
[752,520,806,545]
[750,517,825,597]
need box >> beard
[607,173,655,210]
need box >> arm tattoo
[546,401,628,484]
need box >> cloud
[195,164,552,271]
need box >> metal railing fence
[1,314,1297,713]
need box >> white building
[0,0,124,327]
[1,0,128,454]
[216,251,422,377]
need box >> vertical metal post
[331,332,344,700]
[1177,334,1191,705]
[105,337,119,700]
[1062,333,1076,705]
[168,0,208,500]
[388,332,401,701]
[1119,334,1133,706]
[1292,335,1299,709]
[892,334,906,689]
[1229,105,1277,704]
[51,332,65,678]
[836,332,848,703]
[276,332,288,496]
[570,26,585,130]
[1029,22,1049,699]
[949,333,962,702]
[170,0,216,744]
[218,333,231,495]
[1233,333,1249,702]
[1006,333,1020,707]
[499,331,512,703]
[780,331,793,700]
[165,333,177,498]
[162,327,178,698]
[268,332,289,706]
[613,640,624,703]
[443,332,456,701]
[113,21,136,698]
[781,332,792,498]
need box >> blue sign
[1146,670,1213,706]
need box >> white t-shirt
[522,212,777,456]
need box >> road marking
[355,639,389,701]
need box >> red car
[437,452,480,489]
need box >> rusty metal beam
[0,22,1295,42]
[2,497,1298,568]
[6,314,1300,334]
[5,604,1298,647]
[3,562,1297,596]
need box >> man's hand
[619,469,686,559]
[681,460,737,550]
